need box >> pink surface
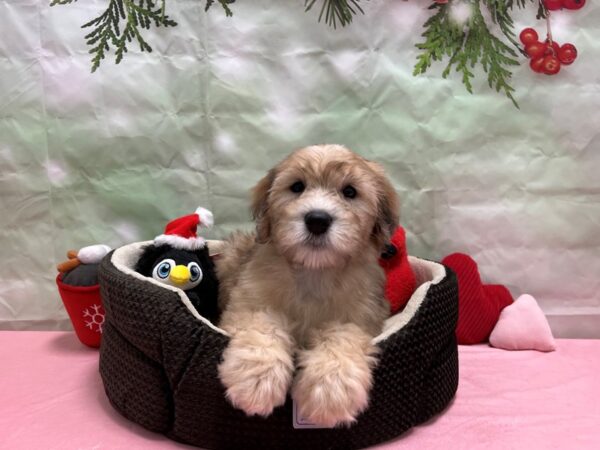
[1,332,599,449]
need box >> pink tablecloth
[1,332,599,449]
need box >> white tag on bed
[292,400,334,429]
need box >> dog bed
[98,241,459,450]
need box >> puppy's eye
[290,181,305,194]
[342,185,357,199]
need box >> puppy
[216,144,399,427]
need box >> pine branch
[305,0,366,28]
[205,0,235,16]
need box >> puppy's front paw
[218,330,294,417]
[292,362,371,427]
[292,324,378,427]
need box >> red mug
[56,274,104,348]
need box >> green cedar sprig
[50,0,181,72]
[50,0,233,72]
[414,0,544,108]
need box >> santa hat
[154,207,214,251]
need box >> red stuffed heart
[442,253,513,344]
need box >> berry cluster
[520,28,577,75]
[520,0,586,76]
[543,0,585,11]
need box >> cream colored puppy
[216,144,399,427]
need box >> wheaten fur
[216,144,400,427]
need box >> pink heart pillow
[489,294,556,352]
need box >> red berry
[544,40,560,56]
[542,55,561,75]
[562,0,586,10]
[530,57,546,73]
[520,28,539,45]
[558,43,577,65]
[525,42,547,59]
[544,0,563,10]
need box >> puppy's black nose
[304,210,333,235]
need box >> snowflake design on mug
[83,304,105,333]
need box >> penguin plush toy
[135,207,220,323]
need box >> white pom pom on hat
[77,244,112,264]
[195,207,214,228]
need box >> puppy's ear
[251,169,276,244]
[367,161,400,250]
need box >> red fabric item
[154,207,213,250]
[163,213,200,240]
[442,253,514,344]
[56,274,104,348]
[379,227,417,314]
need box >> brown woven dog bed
[98,241,458,450]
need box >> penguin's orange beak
[169,265,190,285]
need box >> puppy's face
[252,145,399,269]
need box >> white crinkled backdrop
[0,0,599,337]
